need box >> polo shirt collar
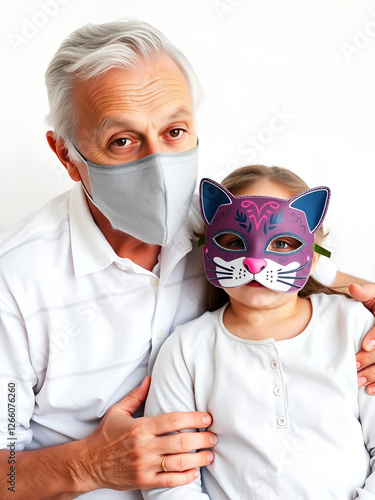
[69,183,199,278]
[69,183,116,277]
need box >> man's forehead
[73,61,192,125]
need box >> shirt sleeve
[142,328,210,500]
[353,310,375,498]
[0,298,36,450]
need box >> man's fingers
[357,345,375,394]
[349,283,375,315]
[359,325,375,352]
[349,283,373,302]
[117,376,151,417]
[356,345,375,372]
[146,469,201,490]
[357,362,375,395]
[158,450,214,473]
[364,383,375,396]
[147,411,213,436]
[157,429,217,456]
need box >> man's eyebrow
[95,118,132,140]
[164,106,193,121]
[95,107,193,139]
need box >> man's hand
[351,284,375,394]
[81,376,216,491]
[0,377,215,499]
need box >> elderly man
[0,20,215,499]
[0,20,374,500]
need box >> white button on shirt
[277,417,287,427]
[0,184,206,500]
[273,386,283,396]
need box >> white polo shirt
[0,184,206,500]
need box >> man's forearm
[0,438,95,500]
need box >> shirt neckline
[218,295,317,346]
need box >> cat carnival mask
[199,178,331,293]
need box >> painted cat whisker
[276,275,308,281]
[207,276,236,282]
[278,261,310,275]
[206,255,234,273]
[206,270,233,276]
[276,280,302,289]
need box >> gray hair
[45,20,201,160]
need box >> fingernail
[210,434,217,444]
[364,339,375,351]
[356,362,361,370]
[358,376,367,387]
[207,451,214,463]
[194,470,200,478]
[203,415,211,425]
[368,386,375,395]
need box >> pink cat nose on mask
[243,258,267,275]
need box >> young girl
[143,165,375,499]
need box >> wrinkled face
[71,52,197,191]
[200,178,330,293]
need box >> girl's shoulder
[311,292,375,334]
[161,305,227,355]
[312,292,368,312]
[174,305,226,337]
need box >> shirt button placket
[269,346,288,429]
[150,276,163,349]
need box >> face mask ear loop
[312,242,331,258]
[71,145,96,204]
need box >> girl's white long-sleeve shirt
[143,293,375,499]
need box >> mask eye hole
[267,235,303,254]
[213,232,247,252]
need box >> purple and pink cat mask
[199,178,331,293]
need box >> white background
[1,0,374,280]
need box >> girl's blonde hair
[201,164,350,311]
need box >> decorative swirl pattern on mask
[241,200,280,230]
[291,212,306,234]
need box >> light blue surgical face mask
[74,143,199,246]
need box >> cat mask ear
[200,178,233,224]
[289,187,330,234]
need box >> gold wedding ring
[161,455,168,472]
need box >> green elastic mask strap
[312,242,331,258]
[197,236,206,248]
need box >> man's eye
[169,128,183,138]
[112,138,131,147]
